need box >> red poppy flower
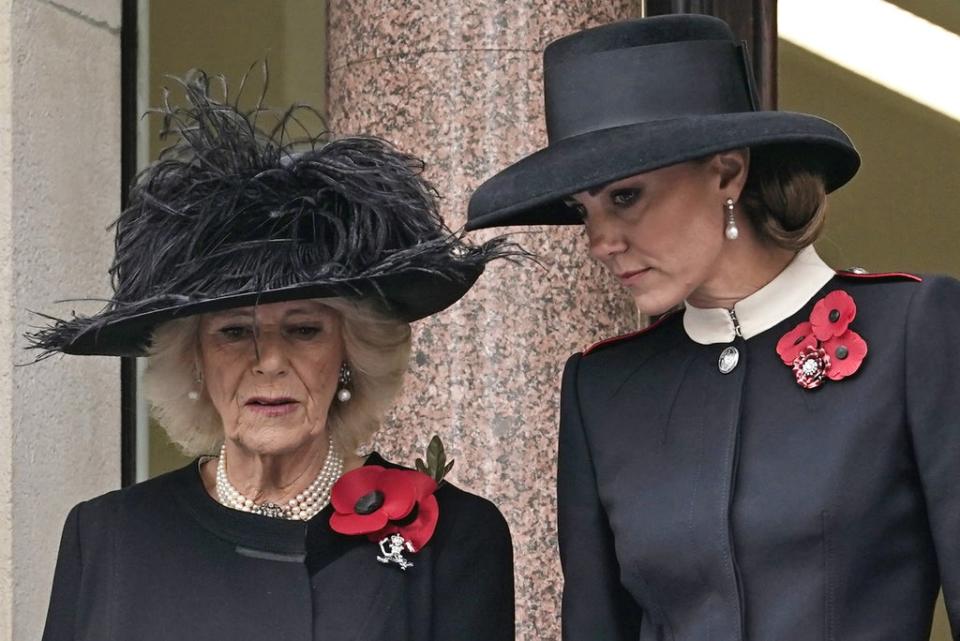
[330,467,415,534]
[791,346,831,389]
[810,290,857,341]
[822,330,868,380]
[330,466,439,552]
[776,321,818,365]
[376,472,439,552]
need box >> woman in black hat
[468,14,959,641]
[34,72,514,641]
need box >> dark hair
[738,147,828,251]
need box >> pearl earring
[187,361,202,401]
[724,198,739,240]
[337,362,352,402]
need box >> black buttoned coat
[558,273,960,640]
[41,453,514,641]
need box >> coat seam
[662,351,700,445]
[902,281,921,443]
[721,339,748,641]
[901,280,926,486]
[72,503,84,641]
[109,501,120,640]
[571,352,648,631]
[821,510,835,641]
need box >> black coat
[558,272,960,641]
[42,453,514,641]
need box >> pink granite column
[327,3,638,638]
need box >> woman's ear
[713,148,750,195]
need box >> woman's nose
[587,217,628,261]
[252,334,288,376]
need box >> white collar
[682,246,835,345]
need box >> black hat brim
[466,111,860,230]
[48,266,482,357]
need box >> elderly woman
[467,14,959,641]
[34,73,514,641]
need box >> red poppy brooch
[776,290,868,389]
[329,436,453,571]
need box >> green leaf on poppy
[427,435,443,476]
[417,435,455,484]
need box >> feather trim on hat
[28,67,523,358]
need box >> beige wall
[0,1,122,640]
[781,42,960,276]
[146,0,326,152]
[781,34,959,641]
[145,0,327,475]
[1,5,12,632]
[889,0,960,35]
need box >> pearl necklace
[215,439,344,521]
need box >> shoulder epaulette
[583,309,680,356]
[835,269,922,283]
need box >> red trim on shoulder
[835,270,923,282]
[583,310,681,356]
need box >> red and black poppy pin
[776,290,867,389]
[329,436,452,571]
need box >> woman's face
[569,154,744,315]
[197,299,344,457]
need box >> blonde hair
[143,298,411,456]
[739,149,829,251]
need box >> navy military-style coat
[41,453,514,641]
[558,247,959,641]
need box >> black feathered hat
[466,14,860,230]
[29,71,516,357]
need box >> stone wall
[0,2,122,639]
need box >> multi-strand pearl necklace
[215,439,344,521]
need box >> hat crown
[542,15,757,144]
[545,14,735,68]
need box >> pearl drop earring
[724,197,739,240]
[187,361,202,401]
[337,362,352,402]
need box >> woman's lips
[245,397,299,417]
[617,268,651,284]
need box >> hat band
[544,39,758,143]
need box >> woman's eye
[565,201,588,220]
[289,326,321,339]
[219,326,251,341]
[611,189,640,207]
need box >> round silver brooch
[718,346,740,374]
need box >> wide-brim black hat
[29,72,515,358]
[466,14,860,229]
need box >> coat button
[718,346,740,374]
